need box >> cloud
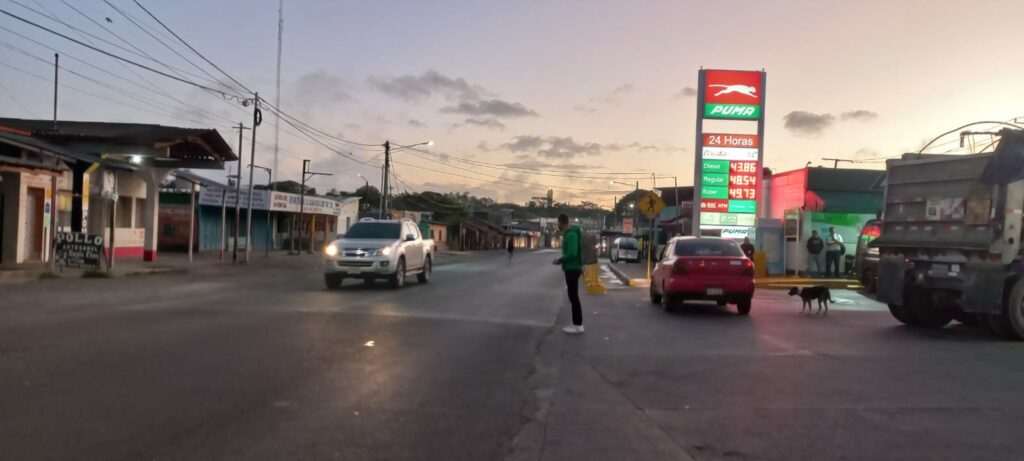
[502,159,602,171]
[573,105,599,113]
[462,118,506,131]
[440,99,539,118]
[841,110,878,122]
[576,83,636,113]
[783,111,835,136]
[407,119,426,128]
[477,140,494,152]
[672,87,698,99]
[495,135,686,160]
[285,70,352,118]
[367,70,486,102]
[610,83,635,95]
[344,122,361,129]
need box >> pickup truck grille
[338,261,373,267]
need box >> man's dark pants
[564,270,583,325]
[825,250,841,278]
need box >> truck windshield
[675,239,744,257]
[618,239,639,250]
[343,222,401,239]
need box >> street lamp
[249,164,272,257]
[357,173,370,211]
[610,180,640,237]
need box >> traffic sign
[637,191,665,219]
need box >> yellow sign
[637,191,665,219]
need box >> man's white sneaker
[562,325,585,335]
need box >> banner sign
[692,68,766,238]
[54,232,104,270]
[198,185,342,216]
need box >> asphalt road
[2,251,1024,460]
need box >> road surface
[2,251,1023,460]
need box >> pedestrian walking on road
[825,227,844,278]
[507,237,515,262]
[806,230,825,277]
[740,237,756,260]
[553,214,584,335]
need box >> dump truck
[874,129,1024,338]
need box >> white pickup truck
[323,218,435,289]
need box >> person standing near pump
[553,214,584,334]
[507,237,515,262]
[740,237,756,260]
[825,227,844,278]
[806,230,825,277]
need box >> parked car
[323,218,434,289]
[649,237,755,315]
[855,219,882,293]
[610,237,640,263]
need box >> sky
[1,0,1023,207]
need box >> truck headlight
[379,246,392,256]
[325,244,338,257]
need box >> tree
[267,180,315,195]
[355,185,381,210]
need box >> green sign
[701,173,729,187]
[702,186,728,199]
[705,104,760,120]
[702,159,730,172]
[728,200,757,213]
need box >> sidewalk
[0,249,486,285]
[603,260,861,290]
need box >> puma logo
[709,84,758,98]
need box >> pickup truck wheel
[887,303,916,325]
[324,273,342,289]
[984,314,1020,339]
[417,256,432,283]
[389,258,406,289]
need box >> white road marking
[364,340,375,347]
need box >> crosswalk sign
[637,191,665,219]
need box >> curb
[605,263,650,287]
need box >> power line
[402,146,664,180]
[0,8,247,99]
[4,0,226,89]
[101,0,239,94]
[128,0,252,94]
[0,78,38,116]
[391,156,631,194]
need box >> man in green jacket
[552,214,584,334]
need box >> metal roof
[0,129,135,171]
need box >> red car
[650,237,755,315]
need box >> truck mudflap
[961,261,1006,314]
[876,256,906,305]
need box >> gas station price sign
[699,134,760,225]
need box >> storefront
[767,167,884,275]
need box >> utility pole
[382,140,391,218]
[231,122,249,263]
[251,165,273,257]
[244,92,262,263]
[377,165,385,219]
[52,53,58,130]
[295,159,332,255]
[821,158,854,169]
[272,0,283,184]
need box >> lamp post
[250,164,272,256]
[357,173,370,211]
[610,180,640,237]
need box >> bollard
[583,263,607,294]
[753,252,768,278]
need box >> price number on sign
[730,161,758,174]
[729,187,757,200]
[730,174,757,187]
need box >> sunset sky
[2,0,1022,206]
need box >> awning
[806,190,882,214]
[0,130,135,171]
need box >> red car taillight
[740,259,754,277]
[672,259,687,275]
